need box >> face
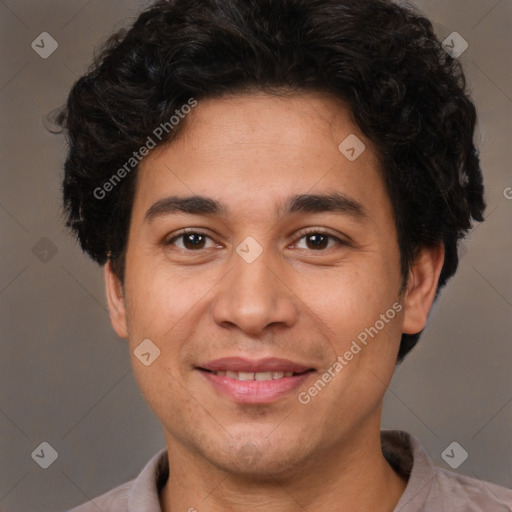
[106,92,441,477]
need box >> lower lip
[199,370,314,404]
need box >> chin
[204,438,312,479]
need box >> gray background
[0,0,510,510]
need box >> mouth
[196,357,316,404]
[200,369,312,381]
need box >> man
[58,0,512,510]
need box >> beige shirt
[68,430,512,511]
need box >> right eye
[165,231,218,251]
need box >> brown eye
[167,232,216,250]
[304,233,330,250]
[182,233,206,249]
[295,232,343,251]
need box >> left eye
[295,233,342,250]
[168,232,217,250]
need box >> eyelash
[293,229,348,250]
[165,228,349,252]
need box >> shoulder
[65,448,168,512]
[66,480,132,512]
[430,467,512,511]
[382,430,512,511]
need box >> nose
[211,248,298,335]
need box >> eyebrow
[144,195,225,223]
[143,192,367,223]
[283,192,367,220]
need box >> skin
[105,92,444,511]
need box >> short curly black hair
[57,0,485,362]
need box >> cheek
[307,258,399,325]
[123,262,200,338]
[300,254,403,380]
[122,269,196,418]
[309,278,403,423]
[122,261,217,389]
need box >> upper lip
[198,357,315,373]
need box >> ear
[401,243,445,335]
[104,261,129,339]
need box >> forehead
[133,91,388,221]
[177,91,365,161]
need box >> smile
[197,358,316,404]
[206,370,300,380]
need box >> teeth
[213,370,296,380]
[255,371,273,381]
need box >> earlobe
[401,243,445,335]
[104,261,129,339]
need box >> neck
[160,423,407,512]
